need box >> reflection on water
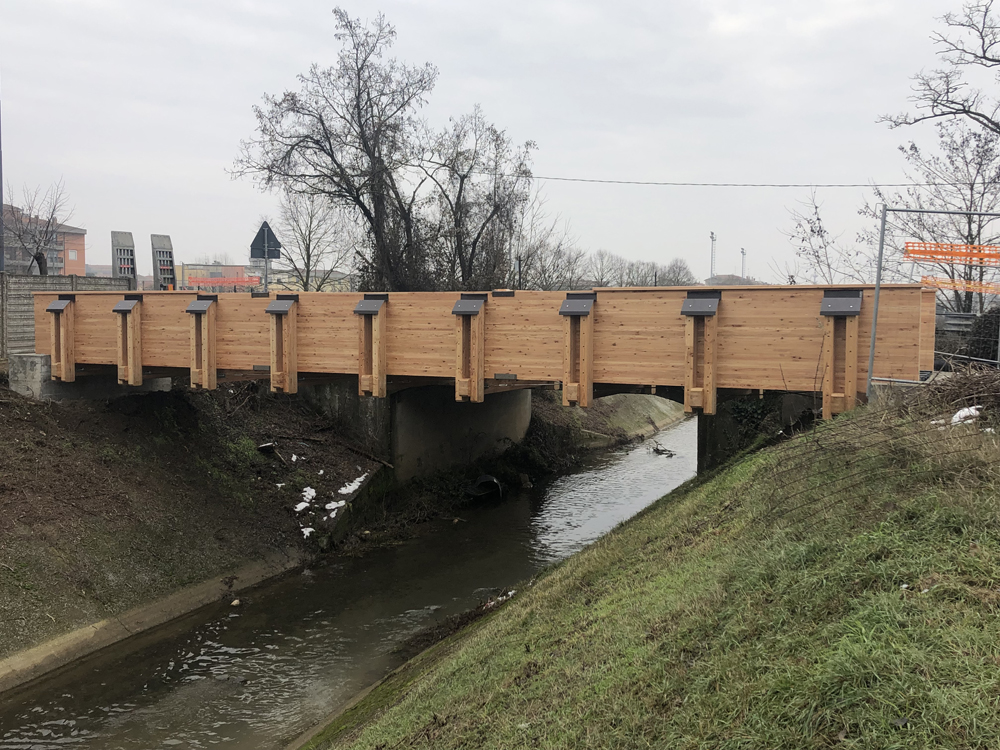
[0,417,696,750]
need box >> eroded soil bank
[0,382,683,694]
[0,382,380,673]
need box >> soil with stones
[0,380,377,660]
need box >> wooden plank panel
[215,294,271,370]
[593,290,687,385]
[71,293,120,365]
[296,292,361,373]
[484,292,564,381]
[28,287,931,400]
[919,287,936,373]
[384,294,458,378]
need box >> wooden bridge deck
[33,284,935,417]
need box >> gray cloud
[1,0,959,279]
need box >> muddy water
[0,418,697,749]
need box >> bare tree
[272,192,356,291]
[658,258,697,286]
[509,193,585,290]
[236,9,437,291]
[585,249,625,287]
[423,106,534,290]
[860,121,1000,312]
[883,1,1000,135]
[585,251,695,287]
[783,191,875,285]
[3,181,71,275]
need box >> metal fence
[0,274,132,359]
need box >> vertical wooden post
[562,316,579,406]
[359,314,373,395]
[46,297,76,382]
[821,314,835,420]
[844,314,859,411]
[266,295,298,394]
[578,307,593,408]
[113,297,143,386]
[684,315,696,413]
[453,295,487,402]
[703,313,717,415]
[559,293,594,407]
[186,297,217,390]
[820,289,863,418]
[681,291,720,413]
[355,295,387,397]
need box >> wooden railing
[34,284,936,416]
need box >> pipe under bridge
[34,284,935,419]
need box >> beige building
[2,204,86,276]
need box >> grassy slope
[308,397,1000,749]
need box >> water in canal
[0,417,697,749]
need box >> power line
[529,174,938,188]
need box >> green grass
[303,402,1000,749]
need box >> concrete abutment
[301,380,531,483]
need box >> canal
[0,417,697,749]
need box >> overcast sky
[0,0,964,280]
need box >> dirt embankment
[0,383,684,693]
[0,381,379,667]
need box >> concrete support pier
[302,381,532,483]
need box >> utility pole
[741,247,746,281]
[709,232,716,280]
[263,231,269,293]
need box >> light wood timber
[821,315,835,420]
[29,285,934,418]
[358,305,387,397]
[684,316,695,413]
[454,308,486,402]
[48,301,75,382]
[561,310,593,407]
[268,300,298,394]
[844,315,859,411]
[189,303,217,390]
[116,303,142,386]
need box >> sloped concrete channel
[0,418,697,750]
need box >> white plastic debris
[318,469,324,476]
[952,406,982,425]
[291,454,298,462]
[301,527,314,538]
[294,501,310,512]
[328,510,338,519]
[921,588,930,594]
[338,473,368,495]
[900,584,909,590]
[275,483,285,489]
[325,500,346,511]
[302,487,317,502]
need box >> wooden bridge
[34,284,935,419]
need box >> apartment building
[1,203,86,275]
